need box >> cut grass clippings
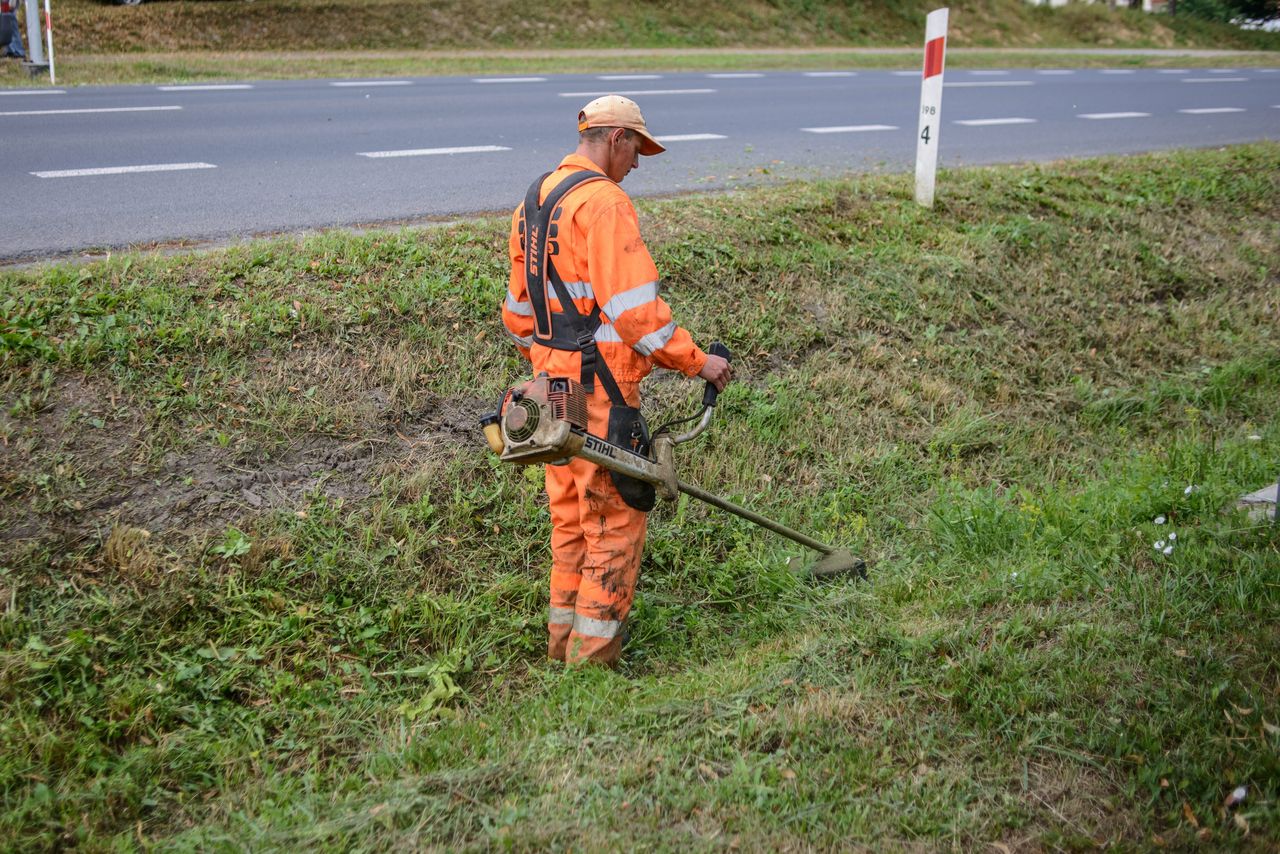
[1,144,1278,848]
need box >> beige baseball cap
[577,95,666,156]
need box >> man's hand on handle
[698,354,732,393]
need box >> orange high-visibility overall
[504,154,708,665]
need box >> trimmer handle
[701,341,732,409]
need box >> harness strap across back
[522,169,627,407]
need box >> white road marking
[802,124,897,133]
[954,117,1036,126]
[358,145,511,158]
[892,70,920,76]
[1258,68,1279,72]
[597,74,661,80]
[1036,70,1075,75]
[157,84,253,91]
[331,80,411,87]
[803,71,857,77]
[0,105,183,117]
[653,133,727,142]
[558,89,715,97]
[945,81,1034,88]
[708,72,764,78]
[1100,69,1137,75]
[1158,69,1190,74]
[33,162,216,178]
[1207,69,1237,73]
[1078,111,1151,119]
[969,70,1011,76]
[1178,107,1245,114]
[473,77,546,83]
[1,89,66,96]
[1184,77,1247,82]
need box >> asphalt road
[2,65,1277,261]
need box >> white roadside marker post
[42,0,54,84]
[914,8,949,208]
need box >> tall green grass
[1,144,1278,848]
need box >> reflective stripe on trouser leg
[547,461,586,662]
[565,447,647,667]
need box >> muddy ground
[0,372,489,562]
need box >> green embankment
[0,0,1276,86]
[1,144,1279,848]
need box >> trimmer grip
[701,341,732,408]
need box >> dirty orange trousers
[546,380,647,666]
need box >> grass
[1,143,1279,848]
[0,0,1276,87]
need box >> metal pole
[22,0,43,66]
[677,479,838,556]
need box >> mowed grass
[0,0,1276,87]
[1,144,1278,849]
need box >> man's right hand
[698,354,732,392]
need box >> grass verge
[3,46,1280,88]
[1,144,1278,848]
[0,0,1275,87]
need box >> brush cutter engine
[480,345,866,579]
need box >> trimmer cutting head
[799,550,868,580]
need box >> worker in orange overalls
[503,95,732,667]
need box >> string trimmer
[481,343,866,579]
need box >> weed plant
[1,145,1278,848]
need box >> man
[503,95,732,667]
[0,0,25,60]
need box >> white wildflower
[1184,485,1197,495]
[1247,434,1262,441]
[1163,545,1174,555]
[1169,532,1177,541]
[1155,515,1166,525]
[1154,540,1166,550]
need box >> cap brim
[635,129,666,156]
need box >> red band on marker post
[923,37,945,79]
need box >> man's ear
[609,127,626,147]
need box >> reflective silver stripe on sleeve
[600,281,658,322]
[506,328,532,348]
[561,280,595,300]
[594,324,623,344]
[505,292,533,316]
[634,321,677,356]
[549,606,576,626]
[572,614,622,640]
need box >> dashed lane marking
[1178,107,1245,114]
[892,71,919,76]
[945,81,1034,88]
[558,89,715,97]
[0,105,183,117]
[802,124,898,133]
[1,89,66,95]
[1158,69,1190,74]
[803,71,857,77]
[358,145,511,158]
[1078,112,1151,120]
[473,77,546,83]
[653,133,727,142]
[331,80,411,87]
[954,117,1036,126]
[597,74,661,80]
[157,84,253,91]
[707,73,764,78]
[1183,77,1248,83]
[1100,70,1137,75]
[969,70,1011,75]
[33,162,216,178]
[1036,70,1075,75]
